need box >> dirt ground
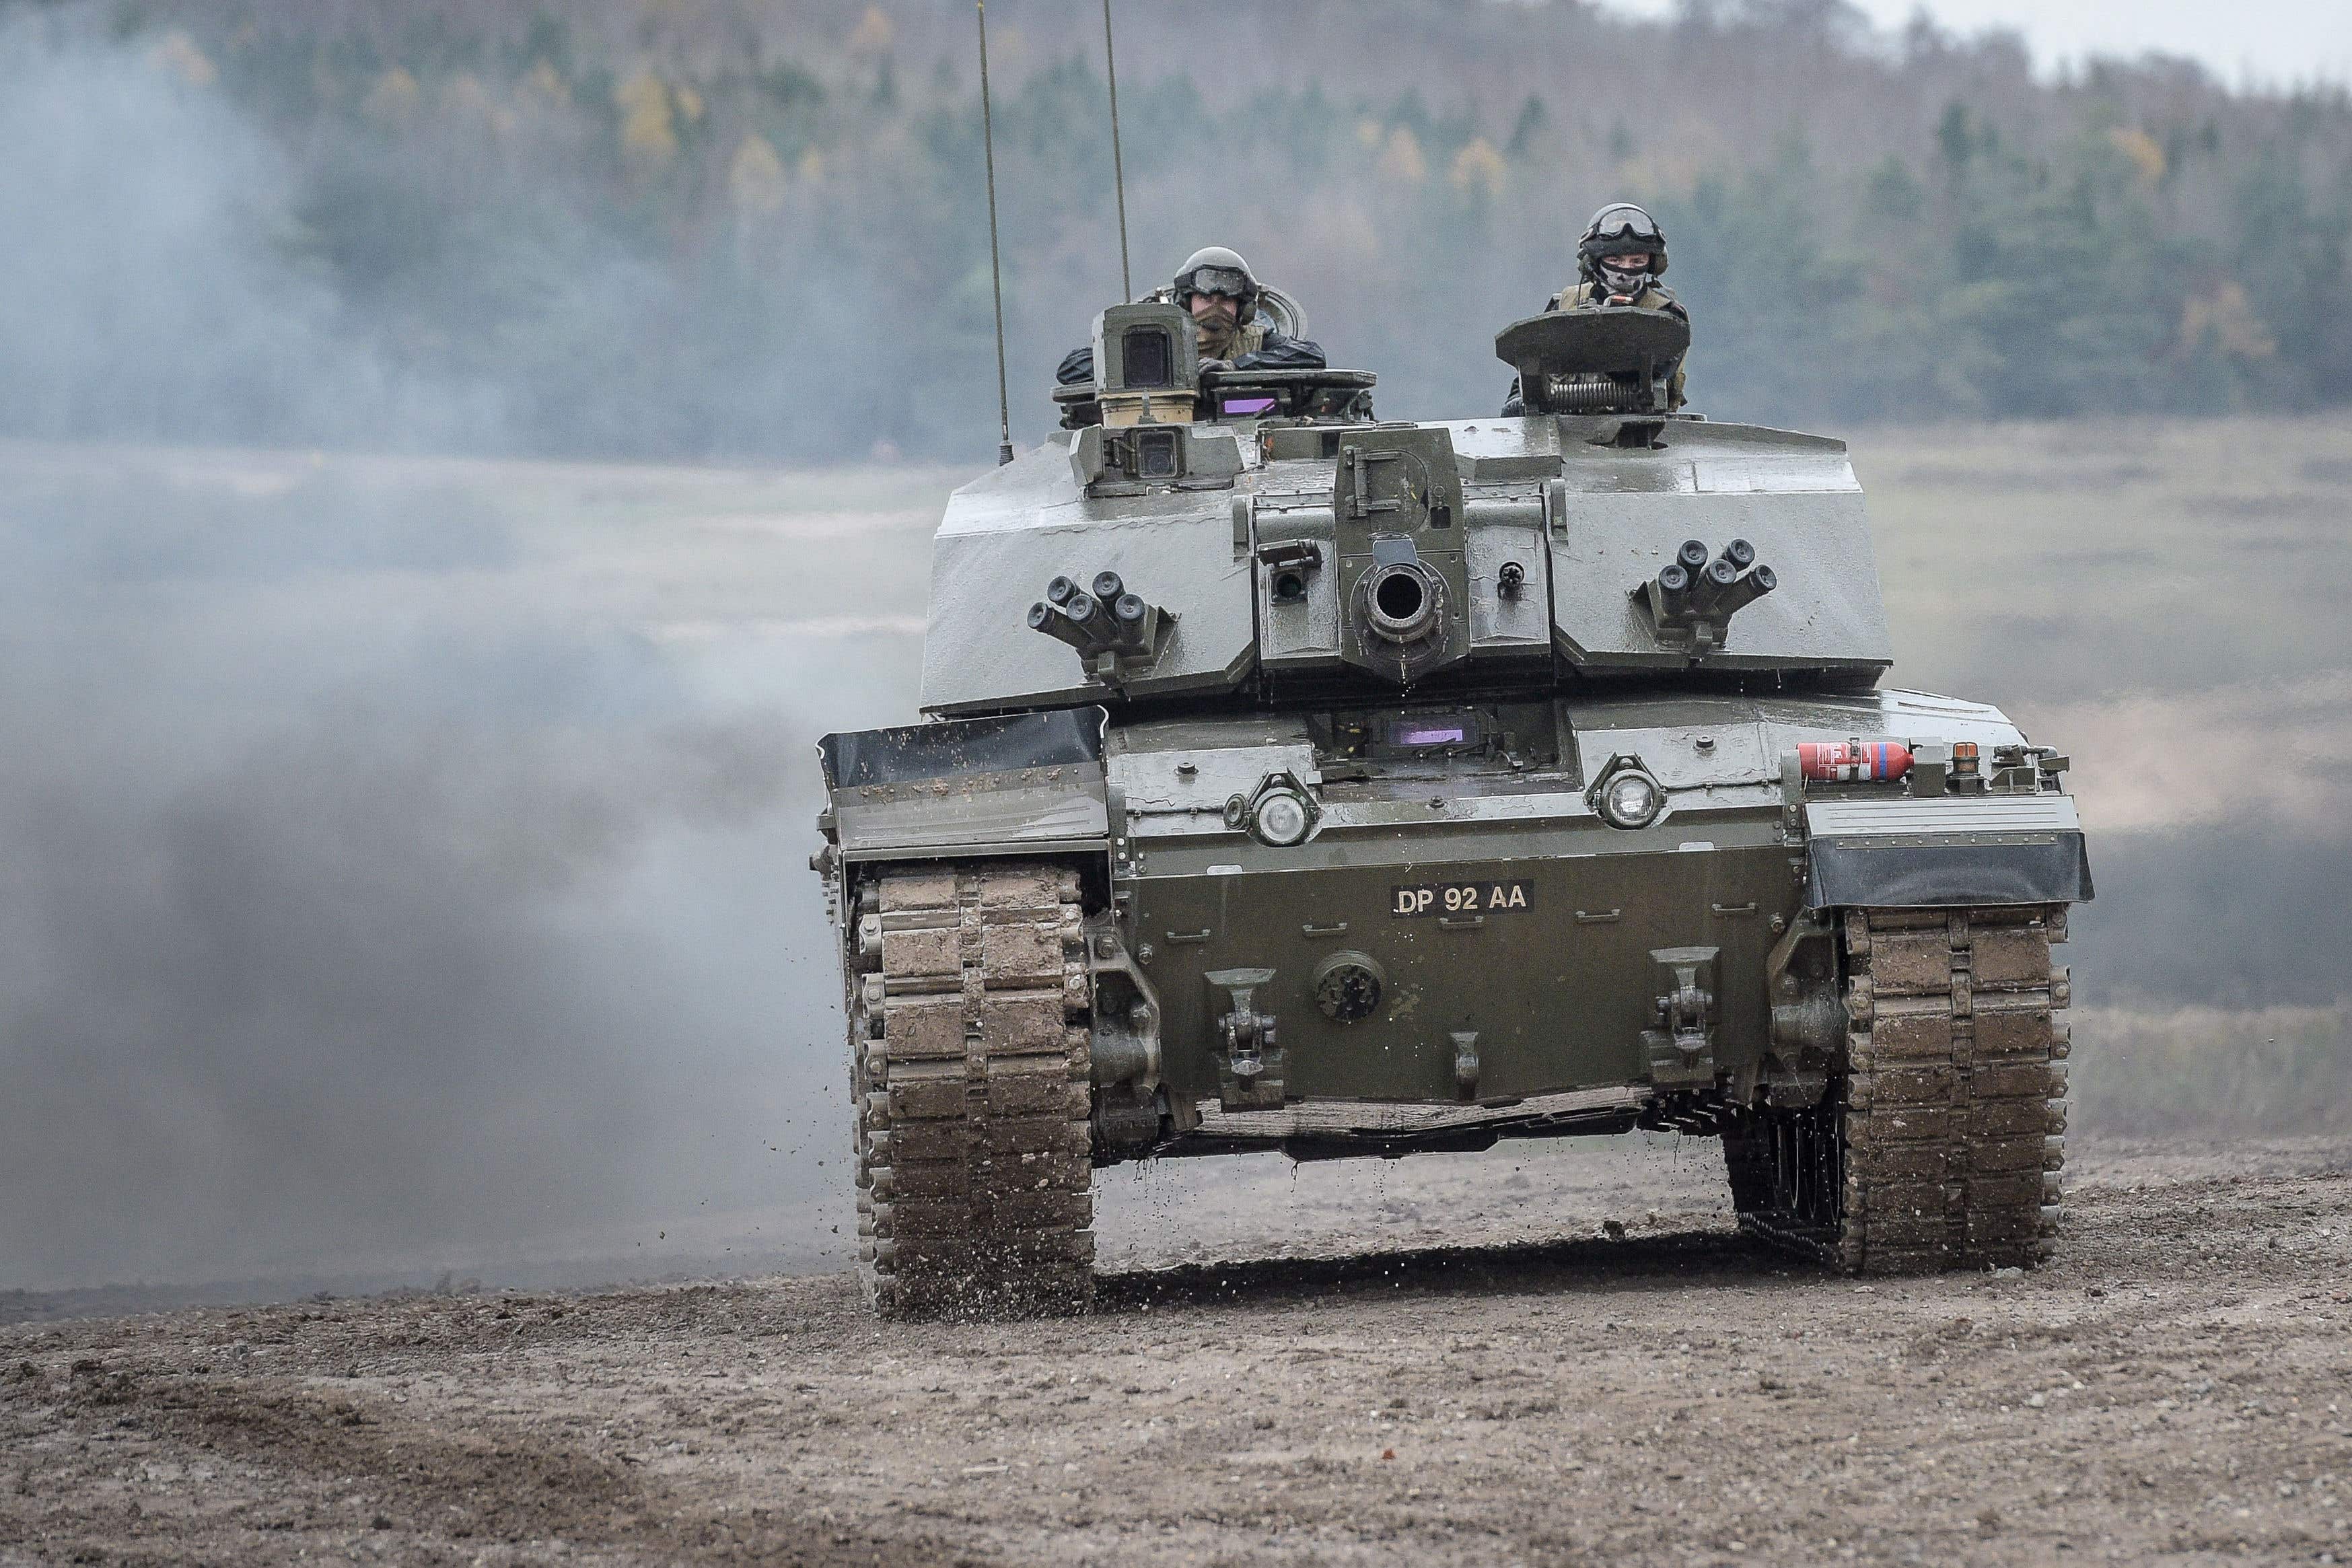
[5,1134,2350,1567]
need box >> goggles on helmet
[1185,265,1250,299]
[1585,205,1664,250]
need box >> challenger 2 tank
[812,298,2092,1318]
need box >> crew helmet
[1577,203,1668,287]
[1172,246,1259,314]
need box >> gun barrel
[1717,538,1756,573]
[1090,570,1126,603]
[1045,575,1077,606]
[1675,539,1710,574]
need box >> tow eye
[1642,946,1719,1088]
[1452,1030,1481,1101]
[1206,968,1284,1112]
[1635,538,1776,657]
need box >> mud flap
[820,708,1110,862]
[1803,796,2092,910]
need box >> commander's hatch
[1495,308,1690,421]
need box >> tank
[813,299,2092,1318]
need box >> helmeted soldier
[1503,203,1688,415]
[1057,246,1325,386]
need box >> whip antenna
[1102,0,1131,299]
[976,0,1015,466]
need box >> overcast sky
[1608,0,2352,90]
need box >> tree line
[14,0,2352,460]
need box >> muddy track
[6,1135,2351,1567]
[854,861,1095,1318]
[1730,905,2071,1275]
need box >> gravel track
[5,1135,2349,1567]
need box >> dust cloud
[0,461,899,1299]
[0,15,491,451]
[0,19,892,1293]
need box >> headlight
[1252,789,1314,847]
[1599,771,1662,828]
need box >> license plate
[1390,880,1533,919]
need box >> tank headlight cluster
[1252,789,1314,847]
[1598,770,1663,828]
[1230,773,1319,847]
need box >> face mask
[1598,262,1651,297]
[1192,299,1240,352]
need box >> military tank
[813,299,2091,1318]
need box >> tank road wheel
[849,861,1094,1319]
[1726,904,2071,1274]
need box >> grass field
[1854,417,2352,1131]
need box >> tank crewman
[1502,202,1688,415]
[1057,246,1326,386]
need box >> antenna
[976,0,1015,466]
[1101,0,1131,300]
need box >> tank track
[1725,904,2071,1274]
[849,861,1094,1319]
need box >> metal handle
[1438,915,1487,932]
[1544,476,1571,536]
[1574,908,1622,925]
[1166,929,1213,946]
[1300,921,1349,937]
[1710,902,1758,917]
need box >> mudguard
[818,708,1109,862]
[1803,796,2094,909]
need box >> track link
[1727,904,2071,1274]
[850,861,1094,1319]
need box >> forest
[8,0,2352,462]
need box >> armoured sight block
[1028,567,1172,679]
[1092,301,1199,428]
[1639,538,1777,656]
[1069,421,1242,497]
[1495,306,1690,416]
